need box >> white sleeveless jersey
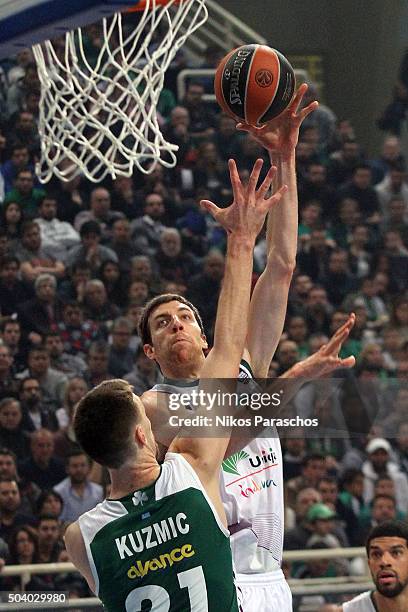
[343,591,376,611]
[152,360,284,574]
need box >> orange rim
[127,0,183,11]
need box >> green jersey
[79,453,238,611]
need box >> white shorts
[236,569,292,612]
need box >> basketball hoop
[32,0,208,183]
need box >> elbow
[266,254,296,281]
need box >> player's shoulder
[342,590,375,611]
[140,389,158,415]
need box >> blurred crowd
[0,29,407,608]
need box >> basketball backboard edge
[0,0,140,59]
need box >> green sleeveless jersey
[78,453,238,611]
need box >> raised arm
[169,159,287,478]
[241,84,318,376]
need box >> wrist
[227,233,256,252]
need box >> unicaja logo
[132,491,148,507]
[248,448,277,469]
[222,450,249,476]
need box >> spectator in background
[286,454,327,510]
[3,169,45,217]
[382,197,408,246]
[18,274,63,339]
[35,195,80,261]
[17,347,67,412]
[19,377,58,432]
[0,398,30,460]
[55,376,88,432]
[331,197,361,248]
[300,81,337,151]
[56,302,101,359]
[375,162,408,216]
[124,345,160,396]
[276,340,299,375]
[74,187,123,239]
[370,135,405,183]
[108,176,139,219]
[36,514,63,564]
[35,490,63,519]
[54,451,103,523]
[284,487,322,548]
[1,319,26,374]
[19,429,65,490]
[0,345,19,399]
[304,285,333,335]
[44,332,87,379]
[348,225,372,279]
[298,163,334,216]
[362,437,408,515]
[187,249,224,335]
[322,249,356,308]
[82,279,120,324]
[16,222,65,282]
[0,145,30,193]
[98,260,127,309]
[8,525,38,566]
[182,81,216,140]
[57,262,92,304]
[0,200,25,245]
[286,316,310,359]
[83,341,114,387]
[338,164,381,222]
[0,478,33,543]
[327,139,363,187]
[163,106,194,166]
[130,193,167,257]
[108,317,135,378]
[154,227,197,287]
[107,217,142,273]
[282,430,307,480]
[298,227,334,283]
[65,221,118,275]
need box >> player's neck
[374,589,408,611]
[109,457,161,500]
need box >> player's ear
[135,424,147,446]
[143,343,156,361]
[200,334,208,350]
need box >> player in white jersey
[342,520,408,612]
[140,85,356,612]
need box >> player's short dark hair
[138,293,205,345]
[366,520,408,554]
[74,379,140,469]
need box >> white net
[32,0,208,183]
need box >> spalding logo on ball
[214,44,295,126]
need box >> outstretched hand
[236,83,319,159]
[200,158,287,240]
[292,313,356,378]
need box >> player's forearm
[266,150,297,270]
[203,234,255,378]
[246,152,296,377]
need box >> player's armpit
[64,522,96,594]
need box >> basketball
[214,44,296,126]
